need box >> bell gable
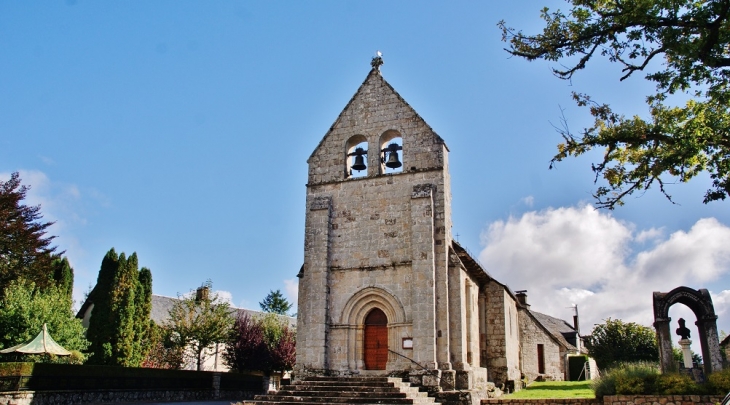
[307,67,447,186]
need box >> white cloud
[711,290,730,332]
[39,155,55,166]
[521,196,535,208]
[635,227,664,243]
[479,206,730,339]
[214,290,234,305]
[284,278,299,313]
[480,205,631,290]
[1,169,85,232]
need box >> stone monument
[653,287,722,375]
[676,318,693,369]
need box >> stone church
[295,56,584,393]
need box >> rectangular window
[537,344,545,374]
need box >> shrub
[0,362,33,376]
[592,362,659,398]
[592,375,616,399]
[654,373,702,395]
[614,374,648,394]
[708,367,730,394]
[585,319,658,370]
[67,350,85,365]
[591,361,716,397]
[224,313,295,375]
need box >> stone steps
[244,376,437,405]
[280,387,404,393]
[274,390,407,397]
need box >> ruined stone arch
[653,286,722,375]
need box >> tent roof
[0,324,71,356]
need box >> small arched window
[379,130,403,175]
[345,135,368,178]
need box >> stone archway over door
[364,308,388,370]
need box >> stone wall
[303,171,447,373]
[447,257,490,390]
[518,309,565,382]
[482,395,723,405]
[484,282,521,386]
[0,388,258,405]
[306,70,446,185]
[448,260,470,370]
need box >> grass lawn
[502,380,595,399]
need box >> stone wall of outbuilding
[518,308,565,382]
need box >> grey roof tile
[529,310,578,351]
[151,295,296,328]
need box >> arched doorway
[364,308,388,370]
[653,287,722,375]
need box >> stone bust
[676,318,691,339]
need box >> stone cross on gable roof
[371,51,383,71]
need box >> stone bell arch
[653,286,723,375]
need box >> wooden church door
[364,308,388,370]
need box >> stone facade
[518,310,566,381]
[295,60,582,393]
[483,282,521,385]
[297,65,454,384]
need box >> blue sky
[2,1,730,347]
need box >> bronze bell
[385,151,402,169]
[384,143,402,169]
[351,148,367,171]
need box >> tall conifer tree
[114,252,137,366]
[132,266,153,366]
[51,256,74,302]
[86,248,118,365]
[259,290,292,316]
[86,248,153,366]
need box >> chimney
[515,290,529,309]
[196,286,210,303]
[572,305,581,353]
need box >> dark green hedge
[0,362,262,392]
[220,372,264,391]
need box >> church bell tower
[296,55,457,387]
